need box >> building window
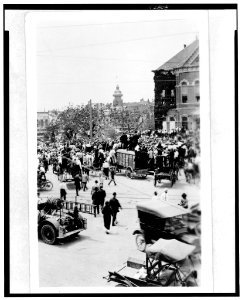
[40,120,44,127]
[45,119,48,126]
[182,116,188,130]
[170,117,175,121]
[181,81,188,103]
[171,89,174,97]
[194,80,200,102]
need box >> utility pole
[89,99,93,142]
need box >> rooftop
[153,39,199,72]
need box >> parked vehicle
[133,200,201,252]
[38,198,87,245]
[154,155,178,187]
[105,199,200,287]
[116,149,149,178]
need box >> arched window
[181,81,188,103]
[45,119,48,127]
[40,120,44,127]
[194,80,200,102]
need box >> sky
[35,10,201,111]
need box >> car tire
[41,224,56,245]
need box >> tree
[45,120,60,142]
[56,104,104,141]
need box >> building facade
[37,111,57,139]
[153,39,200,132]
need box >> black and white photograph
[4,4,238,296]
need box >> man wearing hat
[109,192,122,226]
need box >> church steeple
[113,85,123,106]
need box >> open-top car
[38,198,87,245]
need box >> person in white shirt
[160,188,168,201]
[59,180,67,201]
[102,161,110,179]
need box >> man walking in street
[59,179,67,201]
[92,187,100,217]
[109,192,122,226]
[81,171,89,191]
[74,173,81,196]
[91,180,99,195]
[108,167,117,186]
[97,186,106,210]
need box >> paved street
[38,166,200,287]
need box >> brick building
[153,39,200,132]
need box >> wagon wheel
[40,224,57,245]
[135,234,146,252]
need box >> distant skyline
[35,10,201,111]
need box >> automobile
[38,198,87,245]
[133,199,201,252]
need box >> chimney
[184,44,186,48]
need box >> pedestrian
[152,191,159,201]
[97,186,106,210]
[91,180,99,195]
[178,193,189,209]
[81,171,89,191]
[92,187,100,217]
[102,160,110,179]
[109,192,122,226]
[108,167,117,186]
[74,173,81,196]
[59,180,67,201]
[160,188,168,201]
[99,170,104,188]
[102,201,112,234]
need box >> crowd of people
[37,128,200,182]
[37,129,200,231]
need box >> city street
[38,166,200,287]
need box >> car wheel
[41,224,56,245]
[135,234,146,252]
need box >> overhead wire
[38,18,185,29]
[37,31,198,53]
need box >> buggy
[154,154,178,187]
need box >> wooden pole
[89,99,93,142]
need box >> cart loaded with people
[105,200,200,287]
[154,154,178,187]
[116,149,149,178]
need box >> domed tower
[113,85,123,107]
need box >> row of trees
[43,102,154,142]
